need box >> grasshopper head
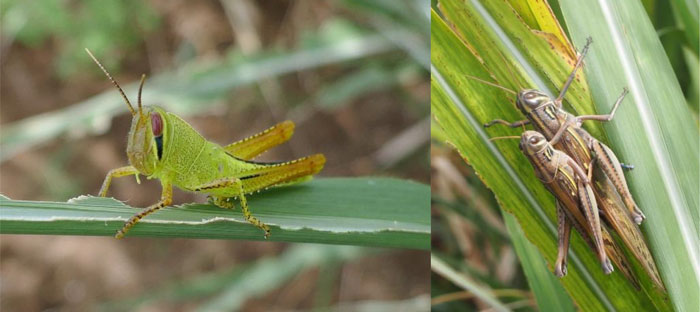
[85,49,165,176]
[519,130,548,155]
[516,90,551,115]
[126,106,166,176]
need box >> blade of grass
[559,1,700,311]
[670,0,699,55]
[198,244,370,312]
[503,213,575,312]
[0,177,430,249]
[99,244,374,311]
[431,254,510,312]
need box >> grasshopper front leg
[555,201,572,277]
[555,37,593,105]
[576,88,628,123]
[116,180,173,239]
[99,166,140,197]
[194,177,271,238]
[548,88,629,147]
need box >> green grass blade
[503,213,575,312]
[198,245,370,312]
[670,0,699,54]
[559,1,700,311]
[100,245,373,311]
[431,255,510,312]
[0,178,429,250]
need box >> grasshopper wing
[594,169,665,290]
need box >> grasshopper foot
[115,230,126,239]
[601,258,614,275]
[620,163,635,170]
[554,261,567,277]
[632,208,646,225]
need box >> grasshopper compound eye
[151,113,163,136]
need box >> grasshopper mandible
[86,49,326,239]
[480,37,645,225]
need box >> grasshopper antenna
[137,74,146,116]
[464,75,517,95]
[489,135,520,141]
[85,48,137,116]
[493,45,526,91]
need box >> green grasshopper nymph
[511,131,640,287]
[481,37,645,226]
[86,49,326,239]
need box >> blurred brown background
[0,0,430,310]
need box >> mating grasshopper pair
[86,49,325,239]
[480,38,664,290]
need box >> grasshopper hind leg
[590,140,645,224]
[555,201,572,277]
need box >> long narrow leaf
[0,178,430,250]
[559,1,700,311]
[503,213,575,311]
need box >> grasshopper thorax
[127,106,166,176]
[516,90,552,116]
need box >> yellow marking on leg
[99,166,140,197]
[115,181,172,239]
[195,178,271,238]
[224,120,295,160]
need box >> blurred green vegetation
[1,0,159,77]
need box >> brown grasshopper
[482,37,644,225]
[516,131,639,287]
[474,38,664,289]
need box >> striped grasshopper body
[480,38,664,289]
[87,49,325,239]
[518,131,640,286]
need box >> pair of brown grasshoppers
[86,49,325,239]
[478,38,664,290]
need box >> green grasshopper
[86,49,326,239]
[474,38,664,289]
